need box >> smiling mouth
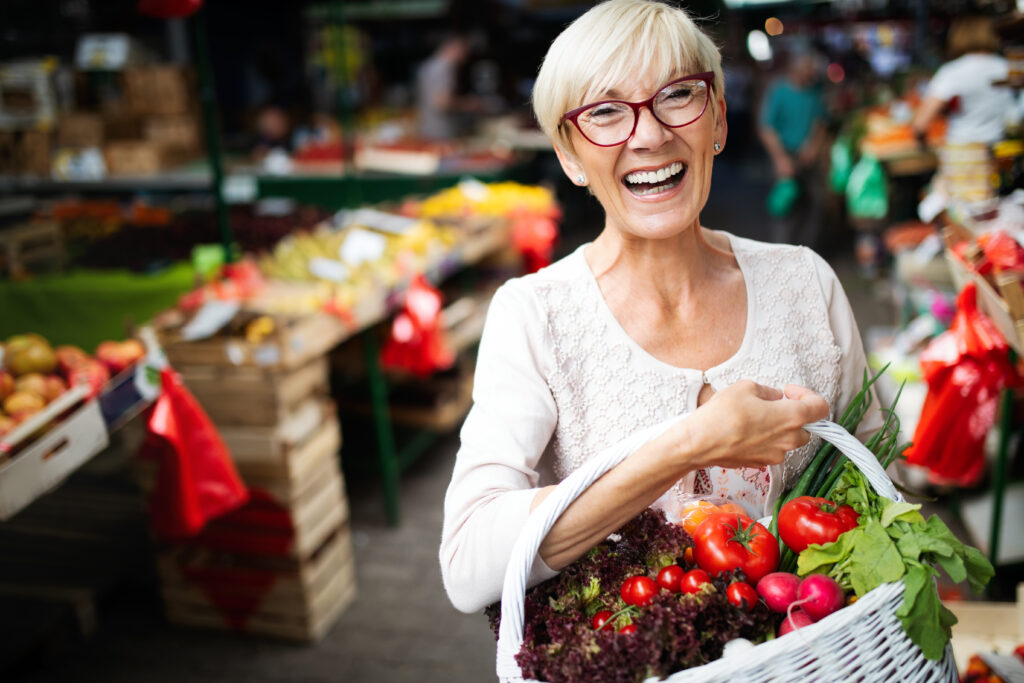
[622,161,686,197]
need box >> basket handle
[496,418,902,682]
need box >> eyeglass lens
[576,79,708,146]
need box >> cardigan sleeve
[439,280,561,614]
[806,249,884,439]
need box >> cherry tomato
[727,581,759,611]
[656,564,685,593]
[618,623,637,635]
[591,610,613,631]
[692,512,780,584]
[679,569,712,594]
[620,575,659,607]
[778,496,860,553]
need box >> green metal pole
[988,382,1015,569]
[191,6,235,263]
[362,329,401,525]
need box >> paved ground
[7,155,904,683]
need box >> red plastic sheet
[380,274,455,377]
[905,282,1021,485]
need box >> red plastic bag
[139,368,248,539]
[379,274,455,377]
[138,0,202,19]
[511,209,559,273]
[905,282,1020,485]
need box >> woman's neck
[585,222,731,307]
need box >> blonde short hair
[947,16,1001,58]
[532,0,724,157]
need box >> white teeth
[625,161,683,185]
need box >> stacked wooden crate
[145,318,354,641]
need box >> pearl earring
[576,174,586,184]
[713,141,721,153]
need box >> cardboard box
[19,129,52,175]
[0,385,110,520]
[104,140,162,175]
[122,66,191,116]
[57,112,104,148]
[144,114,200,152]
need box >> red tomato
[618,623,637,635]
[692,512,780,584]
[591,610,613,631]
[727,581,759,611]
[620,575,658,607]
[656,565,685,593]
[679,569,712,594]
[778,496,860,553]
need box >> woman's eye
[665,87,694,100]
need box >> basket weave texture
[496,419,959,682]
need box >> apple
[42,375,67,402]
[68,359,110,399]
[0,371,14,401]
[15,373,48,399]
[0,414,15,438]
[55,345,90,374]
[94,339,145,375]
[5,333,48,355]
[3,391,45,421]
[6,340,57,376]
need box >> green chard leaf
[896,529,955,560]
[879,501,924,528]
[850,518,905,596]
[797,528,857,576]
[897,562,956,661]
[933,552,967,584]
[962,546,995,594]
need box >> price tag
[222,175,257,204]
[75,34,131,70]
[334,207,416,235]
[458,176,490,202]
[309,257,349,283]
[181,300,241,341]
[340,227,388,266]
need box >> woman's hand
[670,380,829,470]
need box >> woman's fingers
[781,383,830,423]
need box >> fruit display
[0,332,144,437]
[414,180,558,219]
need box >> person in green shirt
[758,50,828,249]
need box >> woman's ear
[553,143,587,185]
[713,96,728,154]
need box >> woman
[440,0,877,615]
[912,15,1014,146]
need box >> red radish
[756,572,802,613]
[778,609,814,636]
[797,574,846,622]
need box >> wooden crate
[943,225,1024,355]
[217,398,340,480]
[179,356,329,427]
[0,219,66,277]
[157,525,355,642]
[159,312,349,371]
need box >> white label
[253,344,281,366]
[334,208,416,235]
[222,175,258,204]
[75,34,131,70]
[308,257,349,283]
[181,300,241,341]
[457,177,490,202]
[340,227,388,266]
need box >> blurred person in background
[758,48,828,250]
[912,15,1014,146]
[440,0,879,616]
[415,33,474,140]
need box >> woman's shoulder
[723,232,839,291]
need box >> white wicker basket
[496,419,959,682]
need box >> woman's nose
[628,105,672,150]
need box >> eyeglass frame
[560,72,716,148]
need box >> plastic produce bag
[829,136,855,194]
[767,178,800,217]
[905,282,1021,485]
[139,368,249,539]
[846,155,889,219]
[510,208,559,273]
[380,274,455,377]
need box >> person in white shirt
[439,0,878,615]
[913,15,1014,145]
